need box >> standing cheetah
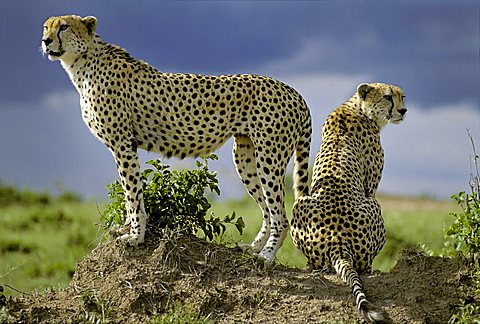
[291,83,406,322]
[41,15,312,261]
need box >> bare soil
[5,232,466,323]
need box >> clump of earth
[5,231,467,323]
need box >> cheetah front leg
[112,142,147,246]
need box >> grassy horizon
[209,192,458,271]
[0,185,458,297]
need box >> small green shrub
[448,191,480,264]
[447,131,480,323]
[448,131,480,266]
[450,267,480,323]
[101,155,244,241]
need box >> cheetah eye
[59,24,69,31]
[383,95,392,101]
[43,26,48,32]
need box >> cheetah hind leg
[233,135,270,255]
[255,163,288,263]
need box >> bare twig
[467,129,480,202]
[0,283,29,295]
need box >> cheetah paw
[237,243,275,267]
[257,250,275,265]
[112,226,129,236]
[237,243,254,254]
[118,233,144,246]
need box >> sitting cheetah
[291,83,406,322]
[41,15,311,261]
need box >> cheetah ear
[81,16,97,35]
[357,83,374,101]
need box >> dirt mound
[6,232,464,323]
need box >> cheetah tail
[333,258,389,324]
[293,115,312,200]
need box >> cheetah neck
[60,36,107,95]
[60,36,148,96]
[350,94,386,131]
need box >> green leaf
[235,217,245,235]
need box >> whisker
[39,45,46,58]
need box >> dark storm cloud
[0,1,478,198]
[0,1,478,107]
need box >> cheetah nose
[398,108,407,116]
[42,38,53,46]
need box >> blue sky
[0,1,479,200]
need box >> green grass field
[209,193,458,271]
[0,186,458,297]
[0,200,101,296]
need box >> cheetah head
[41,15,97,64]
[357,82,407,129]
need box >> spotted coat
[42,15,312,261]
[291,83,406,322]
